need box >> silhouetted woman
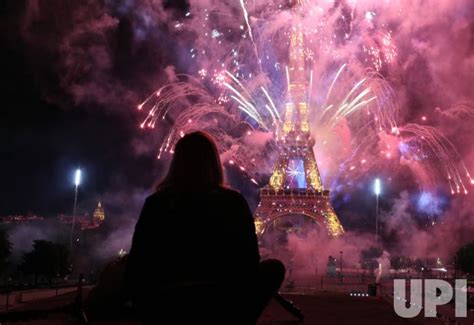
[126,131,285,324]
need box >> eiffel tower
[254,0,344,239]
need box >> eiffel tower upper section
[254,0,344,238]
[268,0,323,193]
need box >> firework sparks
[135,0,472,194]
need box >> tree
[413,258,425,271]
[390,256,413,271]
[456,241,474,275]
[360,246,383,273]
[0,230,12,275]
[19,240,69,285]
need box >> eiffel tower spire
[254,1,344,238]
[269,1,323,193]
[283,13,309,135]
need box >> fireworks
[136,0,472,195]
[397,124,471,194]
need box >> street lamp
[340,251,343,284]
[70,168,81,251]
[374,178,381,244]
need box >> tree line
[0,229,474,288]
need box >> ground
[1,287,468,324]
[258,292,435,324]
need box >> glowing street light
[339,251,343,284]
[374,178,381,244]
[374,178,381,196]
[74,169,81,187]
[70,168,81,251]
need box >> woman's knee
[260,259,286,283]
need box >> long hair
[157,131,224,191]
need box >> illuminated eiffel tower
[254,0,344,239]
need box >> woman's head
[158,131,224,191]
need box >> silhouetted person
[126,131,285,324]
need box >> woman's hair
[157,131,224,191]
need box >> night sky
[1,1,190,216]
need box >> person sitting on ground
[126,131,285,324]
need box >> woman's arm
[232,192,261,274]
[125,196,154,296]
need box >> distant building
[58,201,105,230]
[2,202,105,231]
[93,201,105,223]
[0,215,44,224]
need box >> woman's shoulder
[214,186,247,204]
[148,186,247,204]
[142,191,169,205]
[216,185,239,194]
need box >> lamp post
[374,178,381,244]
[70,169,81,251]
[340,251,343,284]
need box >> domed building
[93,201,105,224]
